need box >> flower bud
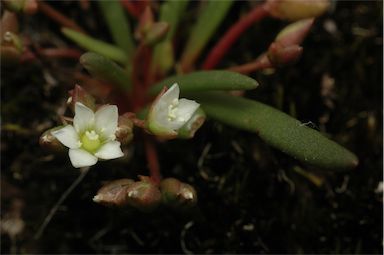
[147,84,200,139]
[177,107,206,139]
[160,178,197,209]
[115,114,134,145]
[3,0,38,15]
[143,22,169,46]
[135,6,154,41]
[266,0,330,21]
[125,180,162,212]
[267,42,303,66]
[1,11,19,37]
[39,126,66,152]
[67,84,96,112]
[93,179,134,207]
[2,31,23,51]
[275,19,314,46]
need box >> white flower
[52,103,124,168]
[148,83,200,136]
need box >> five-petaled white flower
[148,83,200,136]
[52,103,124,168]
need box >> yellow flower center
[81,130,101,153]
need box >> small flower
[147,83,200,137]
[52,102,124,168]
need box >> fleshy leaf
[98,1,135,57]
[149,71,258,95]
[80,52,132,91]
[152,0,189,74]
[62,28,128,64]
[180,0,233,71]
[189,92,358,170]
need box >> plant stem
[34,167,90,239]
[37,1,85,33]
[144,136,161,185]
[37,48,82,59]
[226,54,272,74]
[202,3,269,70]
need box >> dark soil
[1,1,382,254]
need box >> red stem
[37,48,83,59]
[226,53,272,74]
[202,4,269,70]
[120,0,148,19]
[144,136,161,185]
[37,1,85,33]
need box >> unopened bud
[266,0,330,21]
[125,180,161,212]
[2,31,23,51]
[3,0,38,15]
[275,19,314,46]
[1,11,19,38]
[135,6,154,40]
[267,42,303,66]
[116,114,134,145]
[143,22,169,46]
[39,126,66,152]
[67,84,96,112]
[160,178,197,209]
[178,107,206,139]
[93,179,134,207]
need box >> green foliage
[80,52,132,91]
[189,92,358,170]
[180,0,233,70]
[152,0,189,73]
[62,28,128,64]
[149,70,258,94]
[97,1,135,58]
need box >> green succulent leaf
[152,0,189,73]
[98,1,135,57]
[80,52,132,91]
[180,0,233,70]
[62,28,128,64]
[189,92,358,170]
[149,71,258,95]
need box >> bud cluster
[93,177,197,212]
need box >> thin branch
[226,53,272,74]
[34,167,90,239]
[144,136,161,185]
[202,4,269,70]
[37,1,85,33]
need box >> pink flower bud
[67,85,96,112]
[93,179,134,207]
[116,114,134,145]
[125,180,162,212]
[3,0,37,15]
[160,178,197,209]
[266,0,330,21]
[39,126,66,152]
[267,42,303,66]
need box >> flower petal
[74,103,95,133]
[69,148,98,168]
[94,141,124,160]
[51,125,80,149]
[149,83,180,131]
[159,83,179,105]
[95,105,118,140]
[166,98,199,130]
[177,99,200,121]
